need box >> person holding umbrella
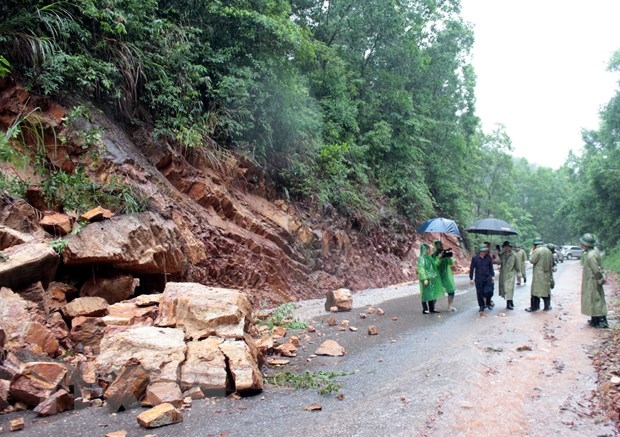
[469,244,495,312]
[433,240,457,312]
[417,243,445,314]
[579,233,609,328]
[525,237,554,312]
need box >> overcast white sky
[460,1,620,168]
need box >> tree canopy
[0,0,618,251]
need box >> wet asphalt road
[3,261,614,437]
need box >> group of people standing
[468,240,526,312]
[421,232,609,329]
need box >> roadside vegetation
[1,1,617,251]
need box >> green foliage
[0,55,10,78]
[602,247,620,274]
[50,238,69,255]
[265,370,348,395]
[259,303,308,330]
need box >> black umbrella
[465,218,518,236]
[416,217,461,238]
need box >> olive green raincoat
[530,245,553,298]
[498,251,518,300]
[514,247,528,282]
[581,247,608,317]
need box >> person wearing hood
[525,237,554,312]
[417,243,445,314]
[579,233,609,329]
[514,243,528,286]
[498,241,518,310]
[432,240,457,312]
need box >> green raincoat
[580,247,607,317]
[433,241,456,293]
[418,244,445,302]
[498,250,518,300]
[514,247,528,281]
[530,245,553,298]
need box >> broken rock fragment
[315,340,345,356]
[136,402,183,429]
[324,288,353,312]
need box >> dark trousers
[475,280,493,308]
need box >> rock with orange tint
[39,212,73,236]
[104,358,150,413]
[33,388,74,416]
[142,381,183,408]
[9,362,68,407]
[63,296,108,318]
[315,340,346,356]
[324,288,353,312]
[81,206,113,222]
[136,403,183,429]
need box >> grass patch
[258,302,308,330]
[265,370,349,395]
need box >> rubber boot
[422,301,429,314]
[525,296,539,312]
[543,297,552,311]
[429,300,439,313]
[595,316,609,329]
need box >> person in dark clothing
[469,244,495,312]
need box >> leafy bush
[603,247,620,274]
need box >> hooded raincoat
[498,250,518,300]
[581,246,608,317]
[433,241,456,293]
[418,244,445,303]
[514,246,528,282]
[530,244,553,298]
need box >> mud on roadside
[590,273,620,432]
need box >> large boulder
[179,338,228,396]
[62,211,188,275]
[155,282,253,340]
[0,242,59,290]
[219,338,263,394]
[95,326,186,383]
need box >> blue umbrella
[416,217,462,238]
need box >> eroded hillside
[0,81,467,308]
